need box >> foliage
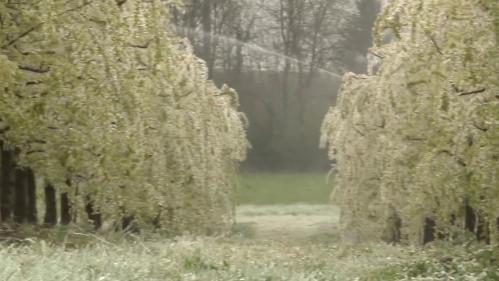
[364,242,499,281]
[321,0,499,244]
[0,0,248,234]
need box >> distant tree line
[171,0,381,171]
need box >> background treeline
[171,0,381,171]
[0,0,247,234]
[321,0,499,245]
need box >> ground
[1,204,384,281]
[1,203,498,281]
[236,204,339,242]
[0,173,497,280]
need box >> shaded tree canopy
[0,0,248,234]
[321,0,498,245]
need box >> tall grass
[1,174,497,281]
[1,236,497,281]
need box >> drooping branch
[2,25,42,48]
[458,88,486,96]
[451,83,487,96]
[369,50,385,59]
[116,0,128,7]
[18,64,50,73]
[2,0,94,48]
[127,40,151,49]
[0,125,10,134]
[427,34,443,55]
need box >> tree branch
[18,64,50,73]
[369,50,385,59]
[452,83,487,96]
[0,125,10,134]
[26,149,45,155]
[2,0,94,48]
[3,25,42,48]
[425,32,443,55]
[473,123,488,132]
[458,88,486,96]
[127,40,151,49]
[115,0,127,7]
[352,126,365,137]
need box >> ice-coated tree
[0,0,248,234]
[321,0,498,245]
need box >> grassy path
[235,205,340,242]
[1,204,497,280]
[1,173,497,280]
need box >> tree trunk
[13,168,26,223]
[60,192,71,225]
[423,218,436,244]
[85,199,102,229]
[44,184,57,226]
[25,169,37,224]
[382,210,402,243]
[0,144,2,221]
[0,146,14,222]
[281,61,290,122]
[464,203,476,233]
[201,0,213,77]
[122,215,138,232]
[476,214,490,244]
[233,31,244,78]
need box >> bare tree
[171,0,365,171]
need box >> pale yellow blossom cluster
[0,0,248,234]
[321,0,498,244]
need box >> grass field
[1,222,497,281]
[237,173,334,205]
[1,173,497,280]
[0,235,412,281]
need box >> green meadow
[237,173,334,205]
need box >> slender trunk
[281,61,290,122]
[476,214,490,244]
[423,217,435,244]
[44,184,57,226]
[72,184,79,223]
[60,193,71,225]
[234,35,244,78]
[0,143,2,220]
[382,209,401,243]
[0,146,14,222]
[464,203,476,233]
[13,168,26,223]
[122,215,138,233]
[201,0,213,77]
[25,169,37,224]
[60,178,71,225]
[296,64,307,127]
[85,199,102,229]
